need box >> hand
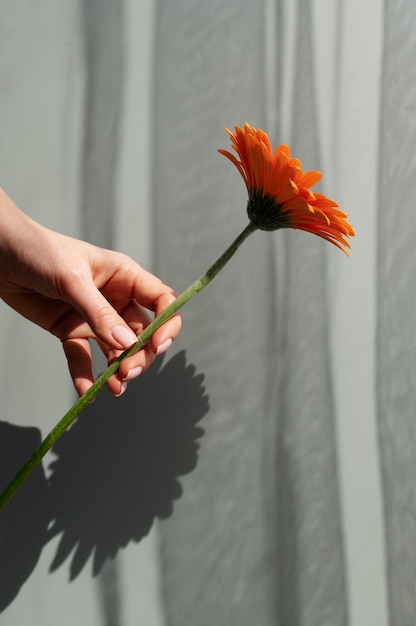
[0,189,181,396]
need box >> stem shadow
[0,423,51,612]
[47,350,209,579]
[0,350,209,609]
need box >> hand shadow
[0,423,51,612]
[46,350,209,580]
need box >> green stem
[0,221,257,511]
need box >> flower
[218,123,354,254]
[0,123,354,513]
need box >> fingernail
[115,381,128,397]
[111,325,137,349]
[123,366,143,382]
[156,337,172,356]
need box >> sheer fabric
[0,0,413,624]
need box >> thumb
[66,278,137,350]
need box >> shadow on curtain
[152,1,347,625]
[0,352,209,612]
[2,0,416,623]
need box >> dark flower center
[247,189,291,232]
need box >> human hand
[0,189,181,396]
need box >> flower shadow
[46,350,209,580]
[0,350,209,611]
[0,423,51,612]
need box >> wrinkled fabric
[0,0,413,625]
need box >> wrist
[0,187,43,282]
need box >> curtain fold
[153,0,347,624]
[377,0,416,623]
[79,0,124,248]
[1,0,415,624]
[274,1,347,622]
[152,2,278,623]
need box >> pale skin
[0,188,181,397]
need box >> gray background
[0,0,412,624]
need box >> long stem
[0,222,257,511]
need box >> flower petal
[219,124,354,254]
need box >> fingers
[65,300,171,397]
[64,279,138,351]
[62,336,137,398]
[58,248,182,396]
[62,252,182,356]
[98,300,156,396]
[130,270,182,355]
[62,338,95,397]
[102,343,154,396]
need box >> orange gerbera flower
[218,123,354,254]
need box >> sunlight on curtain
[1,0,415,624]
[320,1,388,625]
[0,2,99,623]
[0,0,165,624]
[152,0,390,625]
[153,0,347,624]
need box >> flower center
[247,190,291,232]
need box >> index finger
[131,269,182,353]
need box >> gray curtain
[378,0,416,623]
[153,1,347,625]
[0,0,414,625]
